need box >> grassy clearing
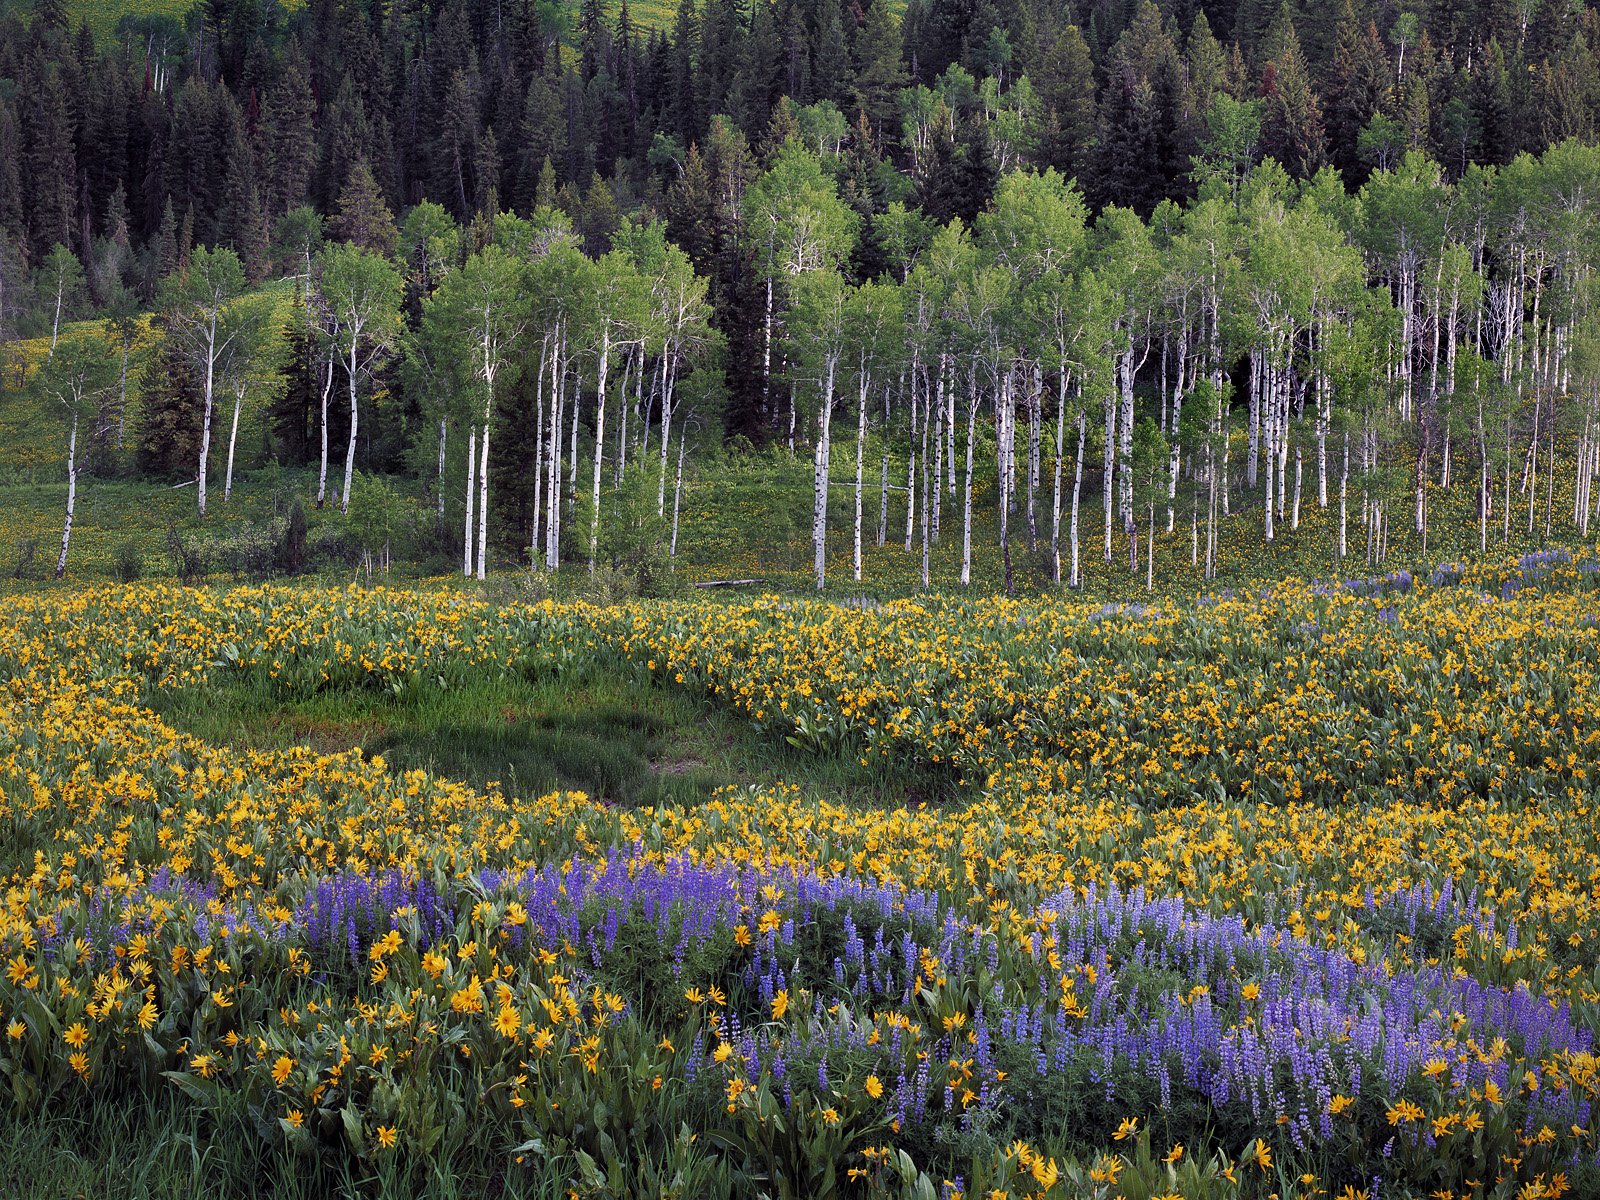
[0,1091,568,1200]
[151,654,954,809]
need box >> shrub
[111,539,144,583]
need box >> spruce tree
[137,316,206,480]
[331,158,398,255]
[1260,10,1329,177]
[264,58,317,216]
[26,62,75,261]
[852,0,909,140]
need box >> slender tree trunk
[1339,432,1349,559]
[316,354,333,508]
[1026,369,1039,553]
[947,365,956,497]
[670,435,685,557]
[476,419,490,580]
[55,411,77,579]
[1247,351,1260,489]
[198,327,216,518]
[569,378,581,498]
[904,380,918,552]
[437,418,448,530]
[590,333,610,572]
[1103,387,1117,561]
[961,372,977,588]
[1291,445,1302,531]
[464,426,477,576]
[658,357,677,516]
[615,348,630,488]
[1070,410,1085,588]
[224,384,243,502]
[933,359,947,538]
[920,384,931,589]
[1146,503,1154,591]
[813,357,837,590]
[1050,369,1067,583]
[853,373,867,581]
[342,337,359,515]
[547,334,565,570]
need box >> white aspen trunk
[55,411,77,579]
[878,449,889,549]
[961,372,977,588]
[920,374,931,588]
[1050,367,1067,583]
[1070,409,1085,589]
[316,354,333,508]
[615,348,630,488]
[589,332,610,573]
[1292,444,1302,531]
[763,274,773,418]
[198,318,217,517]
[670,435,685,557]
[1205,443,1217,580]
[476,419,490,580]
[546,336,564,570]
[997,372,1011,590]
[569,377,581,497]
[658,357,678,516]
[1026,369,1039,552]
[1339,432,1349,559]
[853,372,867,581]
[1146,503,1154,591]
[531,342,549,564]
[878,382,892,548]
[1118,349,1136,531]
[437,418,448,526]
[342,335,359,515]
[224,383,243,502]
[813,356,837,591]
[1246,351,1260,489]
[1168,345,1185,532]
[933,359,947,537]
[1264,380,1276,543]
[904,379,918,551]
[947,365,956,496]
[1103,385,1117,561]
[464,426,477,576]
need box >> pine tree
[1259,10,1328,177]
[1092,2,1187,212]
[1036,23,1098,179]
[852,0,908,140]
[812,0,854,105]
[269,288,318,465]
[264,58,316,216]
[1469,38,1516,164]
[0,96,23,246]
[26,62,75,261]
[1324,4,1393,176]
[137,316,205,479]
[331,158,398,255]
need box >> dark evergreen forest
[4,0,1598,440]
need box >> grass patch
[152,657,953,809]
[0,1090,577,1200]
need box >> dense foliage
[10,1,1600,597]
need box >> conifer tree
[331,159,399,256]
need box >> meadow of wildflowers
[1,559,1598,1199]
